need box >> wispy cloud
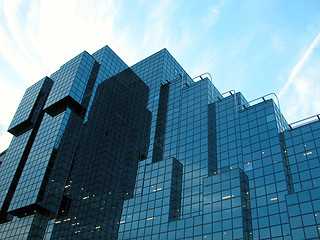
[281,61,320,123]
[278,32,320,99]
[0,0,127,152]
[0,78,23,150]
[202,0,228,27]
[202,8,220,27]
[140,0,182,53]
[278,32,320,123]
[1,0,320,151]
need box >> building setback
[0,45,320,239]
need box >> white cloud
[0,0,47,83]
[203,8,220,27]
[140,0,181,52]
[280,55,320,123]
[276,32,320,123]
[202,0,228,27]
[0,79,23,152]
[278,32,320,99]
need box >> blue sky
[0,0,320,152]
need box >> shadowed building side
[50,68,151,239]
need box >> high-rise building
[0,45,320,240]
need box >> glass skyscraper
[0,45,320,240]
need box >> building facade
[0,46,320,239]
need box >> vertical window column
[208,103,217,175]
[152,83,169,163]
[279,133,294,193]
[169,158,183,221]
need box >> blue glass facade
[0,45,320,239]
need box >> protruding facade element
[8,77,53,136]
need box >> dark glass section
[50,68,151,239]
[80,61,100,110]
[152,83,169,162]
[279,133,294,193]
[8,77,53,136]
[27,214,50,240]
[0,150,7,168]
[36,111,84,214]
[241,170,253,240]
[208,103,217,175]
[169,158,183,221]
[85,45,128,122]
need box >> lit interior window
[222,195,234,200]
[304,151,312,156]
